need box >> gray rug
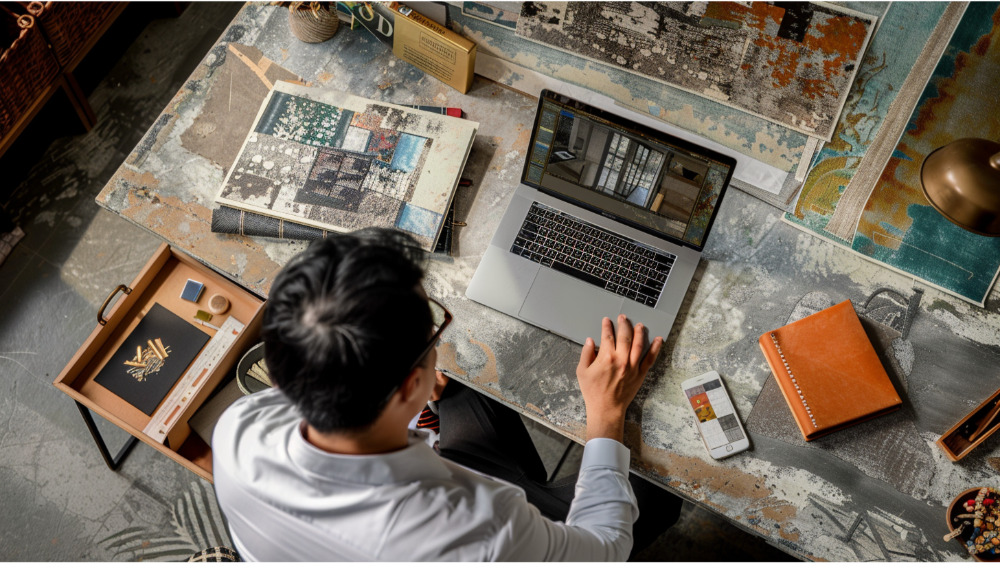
[0,226,24,268]
[745,290,939,499]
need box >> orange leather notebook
[758,300,902,441]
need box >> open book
[215,81,479,251]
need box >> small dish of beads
[947,487,1000,560]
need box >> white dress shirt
[212,388,639,561]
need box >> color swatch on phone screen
[685,380,745,448]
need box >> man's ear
[396,367,423,404]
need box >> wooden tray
[53,243,265,481]
[937,387,1000,462]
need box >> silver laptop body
[467,90,736,347]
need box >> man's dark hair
[262,228,433,433]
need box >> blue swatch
[390,133,427,172]
[396,203,442,238]
[180,279,204,303]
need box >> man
[213,228,682,561]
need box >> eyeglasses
[379,297,453,407]
[408,297,452,373]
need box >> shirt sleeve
[490,438,639,562]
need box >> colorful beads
[959,488,1000,555]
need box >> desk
[96,4,1000,560]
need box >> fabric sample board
[516,2,877,141]
[94,304,211,416]
[216,82,479,251]
[787,2,1000,305]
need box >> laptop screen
[520,91,735,250]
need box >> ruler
[143,315,246,443]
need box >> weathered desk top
[97,4,1000,560]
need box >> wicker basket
[0,7,60,138]
[288,5,339,44]
[25,1,122,68]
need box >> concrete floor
[0,3,791,561]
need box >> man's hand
[431,370,449,402]
[576,315,663,443]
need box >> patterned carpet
[787,3,1000,306]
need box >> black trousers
[437,384,682,559]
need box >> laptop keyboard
[510,202,675,307]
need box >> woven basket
[25,1,122,68]
[288,5,339,44]
[0,7,59,138]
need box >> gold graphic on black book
[123,338,171,382]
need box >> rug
[0,226,24,268]
[515,2,877,141]
[745,291,937,501]
[786,2,1000,305]
[448,2,927,208]
[461,2,520,30]
[450,3,811,173]
[795,2,964,242]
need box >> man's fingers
[599,317,615,354]
[431,370,450,401]
[435,370,450,386]
[630,323,646,366]
[578,337,597,372]
[616,314,633,355]
[639,336,664,374]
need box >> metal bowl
[236,342,271,395]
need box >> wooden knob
[208,294,229,315]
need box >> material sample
[516,1,877,140]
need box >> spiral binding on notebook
[770,333,817,429]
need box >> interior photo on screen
[524,98,732,247]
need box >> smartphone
[681,371,750,459]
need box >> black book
[94,303,210,416]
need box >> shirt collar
[288,422,453,485]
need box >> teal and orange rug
[787,2,1000,305]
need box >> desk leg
[60,74,97,132]
[546,441,576,485]
[76,402,138,471]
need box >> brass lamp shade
[920,138,1000,236]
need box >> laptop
[466,90,736,347]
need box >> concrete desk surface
[97,4,1000,561]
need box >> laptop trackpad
[519,268,623,345]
